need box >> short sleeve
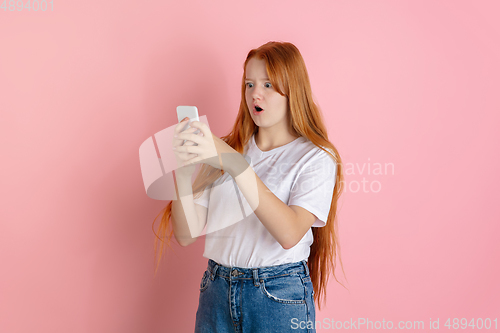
[192,184,211,208]
[287,149,337,227]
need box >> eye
[265,82,272,88]
[246,82,254,88]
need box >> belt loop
[252,269,260,287]
[301,260,310,277]
[211,262,219,281]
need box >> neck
[255,127,299,152]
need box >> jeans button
[231,269,238,277]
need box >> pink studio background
[1,0,499,332]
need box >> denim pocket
[199,270,211,292]
[259,274,306,304]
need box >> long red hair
[152,41,346,310]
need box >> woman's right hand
[172,117,202,178]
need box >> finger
[177,117,189,128]
[177,127,198,144]
[182,126,198,134]
[182,128,202,146]
[188,127,203,137]
[175,117,191,134]
[183,139,196,146]
[178,131,202,146]
[173,121,197,146]
[176,144,201,155]
[181,152,198,160]
[189,121,209,139]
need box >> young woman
[153,41,345,332]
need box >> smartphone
[176,106,201,146]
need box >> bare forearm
[227,156,299,249]
[171,173,203,245]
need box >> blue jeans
[194,259,316,332]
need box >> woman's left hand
[174,121,241,174]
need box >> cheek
[273,95,288,110]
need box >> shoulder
[297,139,337,170]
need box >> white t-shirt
[192,133,337,268]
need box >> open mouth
[255,106,263,112]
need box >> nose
[251,84,263,100]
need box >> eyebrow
[244,77,270,81]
